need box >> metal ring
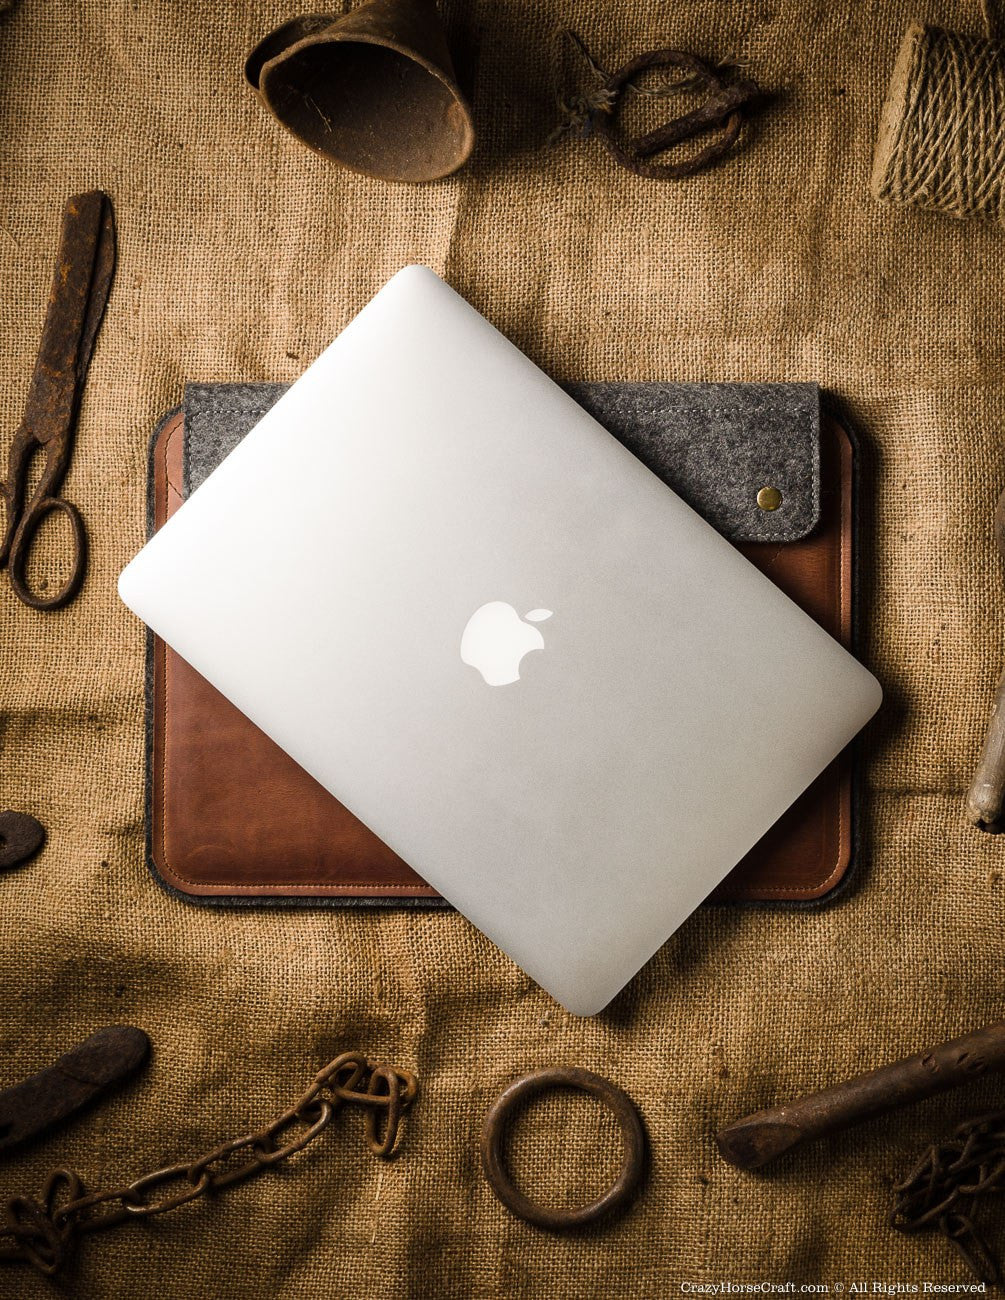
[480,1067,646,1230]
[592,47,759,182]
[8,494,87,611]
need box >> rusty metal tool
[551,31,764,181]
[0,1027,149,1157]
[0,811,45,873]
[716,1022,1005,1170]
[0,191,116,611]
[966,489,1005,830]
[0,1051,416,1277]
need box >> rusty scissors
[0,191,116,611]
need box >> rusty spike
[717,1023,1005,1170]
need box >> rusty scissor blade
[22,190,116,447]
[0,1026,149,1155]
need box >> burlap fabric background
[2,0,1005,1294]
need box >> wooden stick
[716,1023,1005,1170]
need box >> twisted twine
[872,19,1005,224]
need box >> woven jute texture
[2,0,1005,1295]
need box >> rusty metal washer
[480,1067,646,1230]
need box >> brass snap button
[756,485,783,511]
[480,1067,646,1229]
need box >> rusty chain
[891,1110,1005,1284]
[0,1050,417,1278]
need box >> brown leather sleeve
[150,409,438,900]
[149,412,853,904]
[712,415,854,902]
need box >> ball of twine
[871,20,1005,224]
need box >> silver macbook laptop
[119,266,881,1015]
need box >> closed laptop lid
[119,265,881,1015]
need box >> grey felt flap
[185,380,821,544]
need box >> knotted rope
[871,18,1005,224]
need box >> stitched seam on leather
[156,417,436,895]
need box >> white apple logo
[460,602,553,686]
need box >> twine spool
[871,20,1005,224]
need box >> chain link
[0,1051,417,1277]
[891,1110,1005,1284]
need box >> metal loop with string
[550,28,764,180]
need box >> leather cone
[246,0,474,183]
